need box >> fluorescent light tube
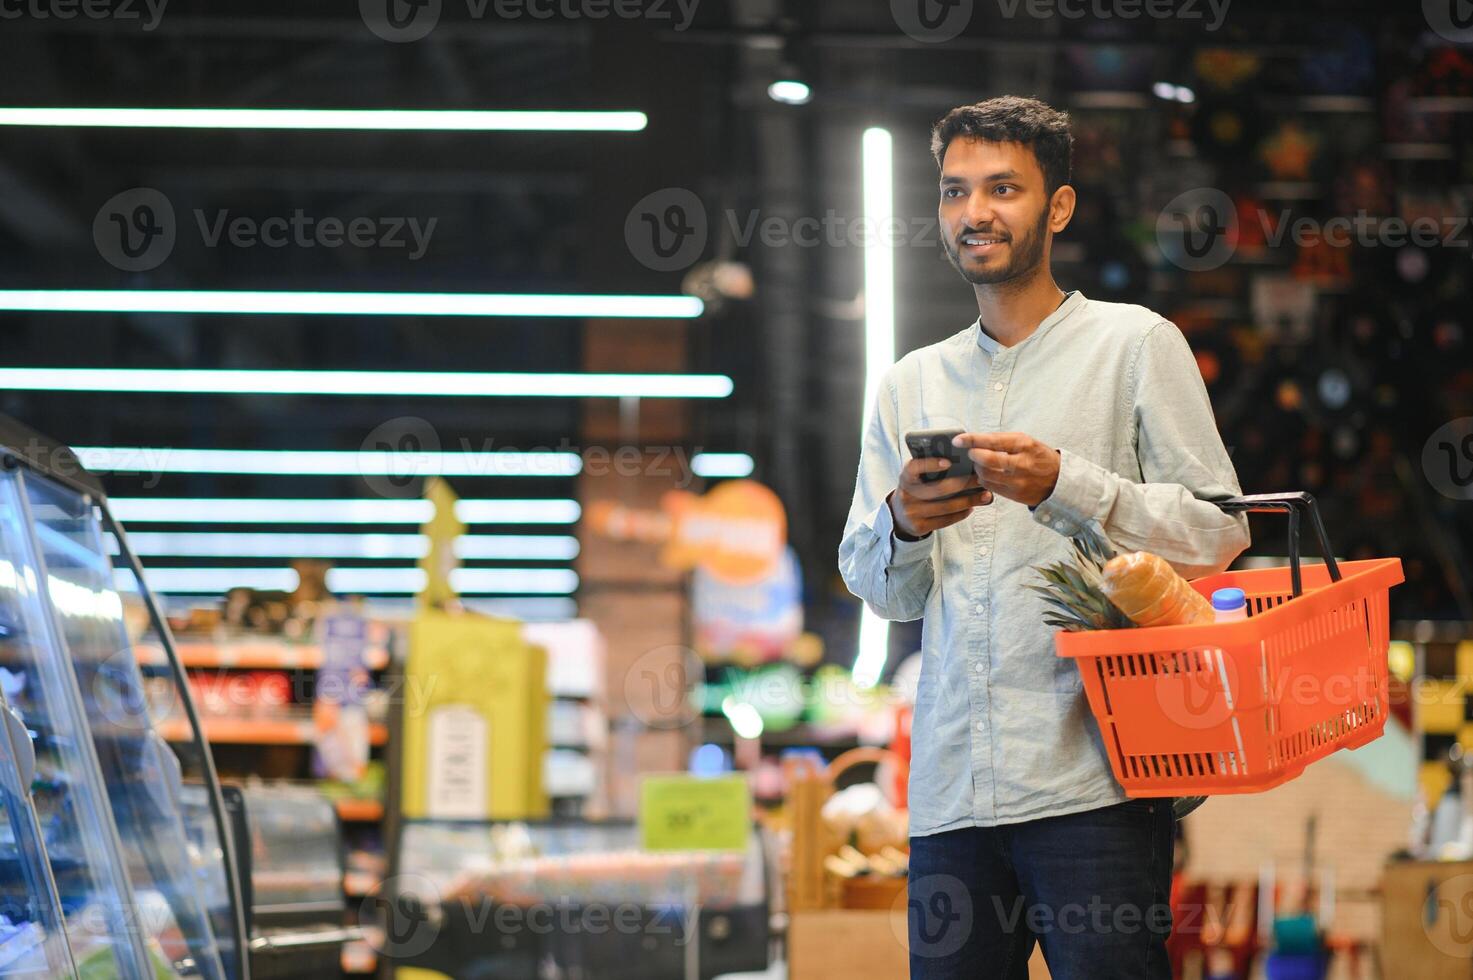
[0,107,648,132]
[0,368,732,399]
[74,447,582,477]
[107,497,582,525]
[690,453,754,478]
[853,127,897,691]
[0,290,703,319]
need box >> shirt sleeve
[1030,320,1251,579]
[837,369,935,621]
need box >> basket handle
[1211,492,1341,598]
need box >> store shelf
[136,640,390,671]
[700,715,866,751]
[334,798,385,823]
[157,717,389,746]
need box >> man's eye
[995,185,1016,196]
[942,187,963,199]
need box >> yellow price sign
[639,775,750,852]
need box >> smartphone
[904,427,973,492]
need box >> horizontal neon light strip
[0,107,648,132]
[76,447,581,477]
[0,290,703,319]
[116,532,578,561]
[120,566,578,595]
[455,499,581,524]
[0,368,731,399]
[691,453,754,478]
[108,498,582,524]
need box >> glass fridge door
[19,471,228,980]
[0,687,77,977]
[0,468,151,979]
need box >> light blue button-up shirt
[839,290,1251,834]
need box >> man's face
[938,138,1057,286]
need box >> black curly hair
[931,96,1074,195]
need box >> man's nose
[964,191,996,229]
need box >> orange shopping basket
[1054,492,1404,798]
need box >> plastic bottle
[1210,588,1249,775]
[1212,587,1248,622]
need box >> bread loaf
[1098,551,1214,628]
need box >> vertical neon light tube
[854,127,896,690]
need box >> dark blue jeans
[907,799,1175,980]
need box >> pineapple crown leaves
[1029,527,1134,632]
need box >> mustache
[956,228,1010,241]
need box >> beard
[942,203,1051,286]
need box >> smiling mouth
[961,235,1008,254]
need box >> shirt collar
[974,289,1086,354]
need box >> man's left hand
[951,431,1061,508]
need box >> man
[838,96,1250,979]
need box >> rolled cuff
[1031,447,1108,538]
[874,492,935,565]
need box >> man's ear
[1048,185,1077,234]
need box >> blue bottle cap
[1211,587,1247,611]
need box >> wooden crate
[1382,859,1473,980]
[789,910,909,980]
[789,908,1052,979]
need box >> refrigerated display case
[179,784,353,980]
[0,416,247,979]
[381,819,772,980]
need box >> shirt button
[976,722,987,734]
[979,544,990,555]
[993,382,1005,391]
[973,662,985,674]
[974,603,986,615]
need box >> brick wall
[1182,755,1413,942]
[577,318,697,816]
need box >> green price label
[639,774,750,852]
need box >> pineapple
[1028,527,1210,821]
[1026,528,1135,632]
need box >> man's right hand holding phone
[888,457,994,542]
